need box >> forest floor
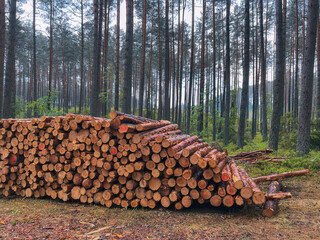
[0,174,319,240]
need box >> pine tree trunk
[0,0,5,117]
[212,0,216,141]
[223,0,231,146]
[317,15,320,119]
[293,0,299,118]
[178,0,185,126]
[170,1,175,122]
[251,1,256,139]
[146,29,153,118]
[269,0,286,151]
[157,0,163,120]
[3,0,16,118]
[297,0,319,154]
[197,0,206,136]
[101,0,110,116]
[187,0,195,134]
[175,0,180,123]
[139,0,147,116]
[164,0,170,120]
[79,0,84,114]
[114,0,120,111]
[282,0,287,114]
[91,0,100,116]
[32,0,38,117]
[237,0,250,148]
[260,0,268,141]
[122,0,133,114]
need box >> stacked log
[0,111,302,213]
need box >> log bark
[262,181,281,217]
[239,168,266,205]
[253,169,309,183]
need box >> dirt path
[0,176,319,240]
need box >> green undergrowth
[221,134,320,177]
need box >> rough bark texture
[0,0,5,117]
[3,0,16,118]
[79,0,84,114]
[293,0,299,118]
[237,0,249,148]
[187,0,195,134]
[253,169,309,183]
[317,14,320,119]
[91,0,100,116]
[197,0,206,136]
[48,0,53,109]
[122,0,133,114]
[33,0,38,117]
[164,0,170,120]
[223,0,231,146]
[157,0,163,120]
[297,0,319,155]
[259,0,267,141]
[212,0,216,141]
[138,0,147,116]
[114,0,120,111]
[269,0,285,151]
[262,181,281,217]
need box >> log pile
[0,111,307,214]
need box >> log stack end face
[1,112,294,214]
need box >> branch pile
[229,149,289,164]
[0,111,309,215]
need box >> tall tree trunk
[170,0,175,121]
[260,0,268,141]
[269,0,285,151]
[293,0,299,118]
[122,0,133,114]
[205,40,209,134]
[91,0,99,116]
[288,35,293,113]
[252,0,256,139]
[133,54,137,115]
[101,0,110,116]
[0,0,5,117]
[187,0,195,134]
[223,0,231,146]
[33,0,38,117]
[317,14,320,119]
[178,0,185,126]
[114,0,120,111]
[175,0,180,123]
[282,0,287,115]
[157,0,163,120]
[254,3,259,134]
[164,0,170,120]
[212,0,216,141]
[48,0,53,109]
[79,0,84,114]
[197,0,206,136]
[3,0,16,118]
[147,30,153,118]
[73,67,77,113]
[138,0,147,116]
[237,0,250,148]
[98,0,104,114]
[297,0,319,155]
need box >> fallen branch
[253,169,310,183]
[266,192,292,200]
